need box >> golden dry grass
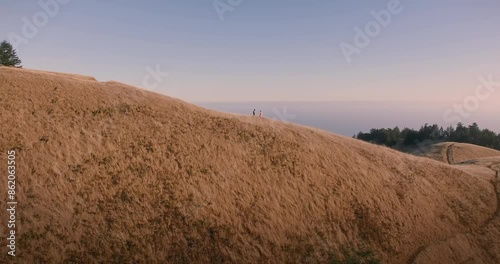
[409,142,500,263]
[423,142,500,165]
[0,67,499,263]
[450,143,500,164]
[412,156,500,264]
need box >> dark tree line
[356,123,500,150]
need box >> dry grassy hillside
[0,67,499,263]
[408,141,500,263]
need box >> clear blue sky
[1,0,499,105]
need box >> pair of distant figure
[253,109,263,117]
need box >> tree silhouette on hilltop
[0,40,22,68]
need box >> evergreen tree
[0,40,22,68]
[468,122,480,144]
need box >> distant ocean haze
[197,101,500,137]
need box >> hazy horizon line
[193,99,458,104]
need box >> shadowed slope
[0,67,498,263]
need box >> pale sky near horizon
[1,0,499,106]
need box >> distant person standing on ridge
[253,109,256,116]
[259,110,263,117]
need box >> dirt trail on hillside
[485,163,500,226]
[446,143,455,164]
